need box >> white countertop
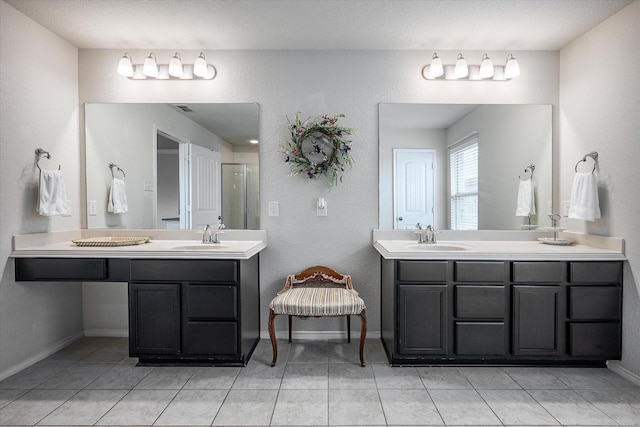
[374,239,625,261]
[11,229,267,260]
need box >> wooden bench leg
[358,309,367,367]
[268,309,278,367]
[288,315,292,343]
[347,315,351,343]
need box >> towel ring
[109,162,126,179]
[519,164,535,180]
[574,151,598,173]
[35,148,60,171]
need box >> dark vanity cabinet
[15,255,261,366]
[128,257,260,365]
[381,258,622,365]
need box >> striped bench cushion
[269,287,365,316]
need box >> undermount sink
[406,244,468,251]
[171,245,229,251]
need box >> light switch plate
[563,200,571,216]
[144,179,154,192]
[89,200,97,216]
[268,201,279,217]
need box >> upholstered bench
[267,266,367,367]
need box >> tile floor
[0,337,639,426]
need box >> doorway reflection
[221,163,259,230]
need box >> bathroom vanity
[11,230,266,366]
[374,232,625,366]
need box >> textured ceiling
[4,0,634,51]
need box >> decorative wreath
[280,111,354,188]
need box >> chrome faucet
[415,223,436,244]
[202,224,224,244]
[202,224,214,244]
[415,223,426,243]
[425,225,436,244]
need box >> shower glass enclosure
[221,163,259,229]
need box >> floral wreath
[280,111,354,188]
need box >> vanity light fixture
[249,139,259,144]
[143,52,158,78]
[479,53,494,79]
[117,52,134,77]
[422,52,520,81]
[117,51,216,80]
[454,53,468,78]
[193,52,208,78]
[504,53,521,79]
[168,52,184,78]
[429,53,444,78]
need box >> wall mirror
[379,103,552,230]
[85,103,260,230]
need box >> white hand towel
[568,172,600,221]
[108,177,128,214]
[37,170,70,216]
[515,178,536,216]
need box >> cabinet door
[129,283,180,356]
[568,323,620,358]
[397,284,447,355]
[512,286,561,356]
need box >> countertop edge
[373,241,627,261]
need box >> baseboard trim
[83,329,128,338]
[607,360,640,386]
[259,330,381,340]
[0,331,85,382]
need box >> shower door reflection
[221,163,259,230]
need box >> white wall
[78,49,559,338]
[560,0,640,378]
[0,2,82,378]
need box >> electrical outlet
[547,200,553,216]
[563,200,571,217]
[268,201,279,217]
[144,179,154,192]
[89,200,97,216]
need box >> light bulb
[142,52,158,78]
[168,52,183,78]
[479,53,494,79]
[429,52,443,78]
[193,52,208,78]
[117,52,134,77]
[504,53,520,79]
[454,53,468,79]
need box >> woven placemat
[72,236,151,247]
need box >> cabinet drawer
[570,262,622,284]
[455,322,505,355]
[15,258,107,281]
[455,286,505,318]
[454,262,504,283]
[569,286,620,320]
[183,322,238,356]
[568,323,620,358]
[130,259,237,282]
[512,262,563,283]
[397,261,447,282]
[185,284,237,319]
